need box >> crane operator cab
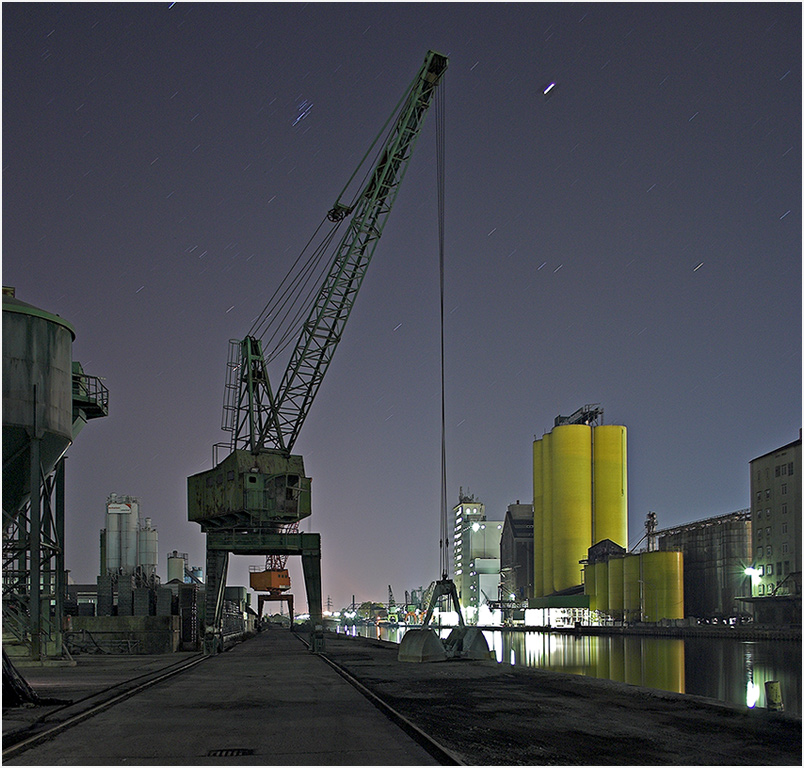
[188,449,311,531]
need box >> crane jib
[225,50,447,457]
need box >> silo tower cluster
[533,405,627,596]
[100,494,158,583]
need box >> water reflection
[336,624,800,716]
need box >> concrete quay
[4,627,801,765]
[3,628,440,765]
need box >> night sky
[4,3,800,612]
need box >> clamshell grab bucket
[398,627,447,662]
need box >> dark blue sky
[4,3,800,611]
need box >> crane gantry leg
[204,530,323,654]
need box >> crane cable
[436,79,449,582]
[248,78,419,359]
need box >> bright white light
[472,522,480,532]
[746,681,760,708]
[544,82,556,95]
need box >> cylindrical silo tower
[138,517,158,579]
[551,425,592,592]
[2,290,75,518]
[541,432,553,595]
[167,552,187,583]
[532,438,544,597]
[594,559,609,613]
[584,563,596,610]
[623,553,642,623]
[105,506,121,572]
[641,550,684,622]
[592,425,628,548]
[607,555,625,621]
[3,287,107,660]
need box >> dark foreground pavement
[4,628,801,765]
[3,628,439,765]
[324,631,801,766]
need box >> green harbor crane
[188,51,447,654]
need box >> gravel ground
[323,632,801,766]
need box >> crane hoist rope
[246,70,424,365]
[221,51,448,458]
[191,51,448,654]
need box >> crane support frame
[190,51,447,655]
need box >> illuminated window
[758,585,764,595]
[758,565,764,576]
[766,564,773,576]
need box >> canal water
[337,624,801,716]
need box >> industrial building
[584,544,685,623]
[2,287,108,660]
[533,405,628,597]
[744,436,802,625]
[500,501,534,601]
[656,510,752,621]
[452,490,503,621]
[529,405,685,624]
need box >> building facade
[500,501,534,600]
[452,491,503,616]
[749,437,801,602]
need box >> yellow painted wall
[607,556,624,620]
[541,432,553,595]
[623,554,641,623]
[592,425,627,548]
[641,551,684,621]
[551,425,592,592]
[532,439,544,597]
[584,564,596,610]
[594,560,609,613]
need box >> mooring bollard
[765,680,783,712]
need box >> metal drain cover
[207,748,254,757]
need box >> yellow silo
[607,556,625,621]
[532,438,544,597]
[623,554,641,623]
[584,563,596,610]
[592,425,628,548]
[551,425,592,592]
[641,550,684,622]
[541,431,553,595]
[593,560,609,613]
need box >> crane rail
[294,632,465,766]
[2,653,208,761]
[4,636,463,765]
